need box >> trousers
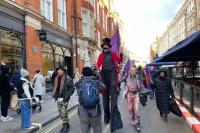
[102,70,123,132]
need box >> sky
[113,0,185,60]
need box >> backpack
[79,79,100,109]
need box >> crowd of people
[0,37,177,133]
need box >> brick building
[0,0,118,78]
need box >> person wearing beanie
[75,67,105,133]
[0,65,14,122]
[96,37,123,132]
[52,66,75,133]
[17,69,34,129]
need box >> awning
[147,62,176,66]
[158,31,200,62]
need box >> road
[36,97,192,133]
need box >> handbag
[10,91,18,108]
[169,98,182,117]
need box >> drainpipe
[73,0,78,68]
[109,0,112,38]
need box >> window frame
[58,0,67,29]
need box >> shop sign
[39,30,47,41]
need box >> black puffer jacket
[155,77,175,114]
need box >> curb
[175,99,200,133]
[28,104,78,133]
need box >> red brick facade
[25,25,42,78]
[1,0,118,77]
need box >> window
[0,29,23,68]
[41,0,53,22]
[90,14,95,39]
[54,47,64,68]
[82,10,90,37]
[42,43,54,75]
[93,0,96,19]
[58,0,67,29]
[97,31,100,48]
[87,0,93,6]
[97,1,100,23]
[102,11,105,29]
[105,15,108,32]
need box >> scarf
[52,75,66,96]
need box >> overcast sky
[114,0,185,59]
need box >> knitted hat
[20,69,29,78]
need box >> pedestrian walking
[124,65,142,132]
[52,66,75,133]
[149,66,158,99]
[96,37,123,132]
[155,69,175,122]
[0,65,14,121]
[75,67,105,133]
[17,69,34,129]
[33,69,45,111]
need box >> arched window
[42,43,54,75]
[54,47,64,68]
[0,29,23,68]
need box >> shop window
[0,29,23,68]
[42,43,54,75]
[54,47,64,68]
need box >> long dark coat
[155,77,175,114]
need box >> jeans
[19,99,32,128]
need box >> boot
[160,112,163,117]
[60,123,70,133]
[135,124,141,132]
[162,114,168,122]
[104,115,110,124]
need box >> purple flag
[122,58,131,75]
[145,66,153,90]
[110,31,121,55]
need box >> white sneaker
[2,116,14,121]
[6,116,14,120]
[24,126,34,129]
[1,116,6,121]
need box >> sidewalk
[0,92,78,133]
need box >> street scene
[0,0,200,133]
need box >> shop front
[39,26,73,77]
[0,4,25,68]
